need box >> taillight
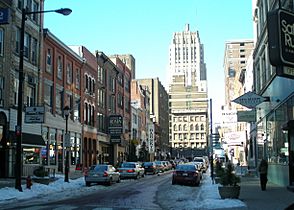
[103,171,108,177]
[127,169,135,173]
[192,172,198,176]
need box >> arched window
[190,124,194,131]
[173,124,177,131]
[195,124,199,130]
[179,124,182,131]
[200,124,204,130]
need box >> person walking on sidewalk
[258,159,268,191]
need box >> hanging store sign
[108,115,123,144]
[148,123,155,153]
[232,91,269,109]
[268,9,294,67]
[237,110,256,122]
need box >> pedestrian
[258,158,268,191]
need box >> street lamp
[15,7,72,191]
[63,106,70,182]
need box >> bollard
[26,175,32,189]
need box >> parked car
[118,162,145,179]
[169,160,177,169]
[193,157,207,172]
[172,164,201,186]
[154,161,165,173]
[84,164,120,186]
[142,162,158,174]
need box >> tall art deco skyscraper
[168,24,209,156]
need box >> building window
[24,33,31,59]
[26,85,35,107]
[15,27,20,54]
[76,68,80,89]
[31,38,37,64]
[44,83,53,112]
[32,1,39,23]
[66,63,72,84]
[14,78,19,106]
[57,56,63,79]
[55,89,63,115]
[46,49,52,73]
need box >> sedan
[142,162,158,174]
[85,164,120,186]
[118,162,145,179]
[172,164,201,186]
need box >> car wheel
[107,178,112,186]
[117,177,121,183]
[86,182,91,187]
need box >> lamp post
[15,7,72,191]
[63,106,70,182]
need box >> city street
[2,171,175,209]
[0,171,229,210]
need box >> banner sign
[108,115,123,144]
[148,123,155,153]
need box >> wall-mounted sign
[25,106,45,123]
[268,9,294,67]
[0,8,10,25]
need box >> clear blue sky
[44,0,253,123]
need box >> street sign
[64,133,71,147]
[25,106,45,123]
[232,91,268,109]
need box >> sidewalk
[239,176,294,210]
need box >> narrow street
[2,171,203,210]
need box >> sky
[43,0,253,123]
[0,171,246,209]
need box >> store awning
[22,133,46,146]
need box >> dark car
[84,164,120,186]
[172,164,201,186]
[142,162,158,174]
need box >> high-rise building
[168,24,209,157]
[222,40,254,165]
[223,40,254,111]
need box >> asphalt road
[2,171,182,210]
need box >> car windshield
[143,162,153,166]
[176,165,195,171]
[121,163,135,168]
[93,165,108,172]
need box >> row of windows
[172,143,206,149]
[172,133,206,140]
[173,123,205,131]
[173,116,206,122]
